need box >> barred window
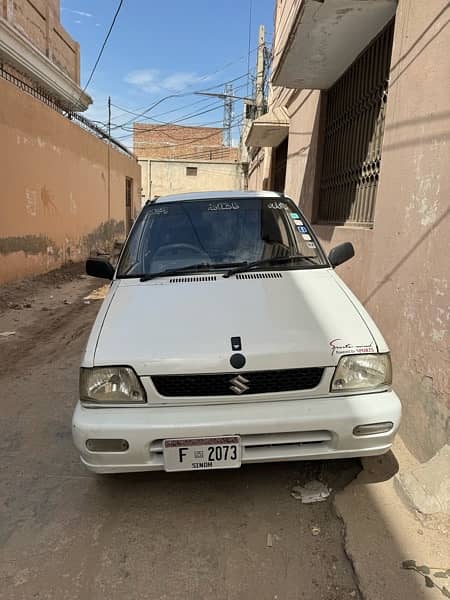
[318,20,395,227]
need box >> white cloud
[72,9,93,17]
[124,69,208,94]
[74,19,82,24]
[62,8,94,18]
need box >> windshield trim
[117,262,328,280]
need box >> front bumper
[72,391,401,473]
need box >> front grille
[152,368,324,397]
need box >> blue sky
[61,0,274,147]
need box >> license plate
[163,436,241,472]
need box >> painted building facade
[134,124,242,201]
[0,0,141,283]
[246,0,450,461]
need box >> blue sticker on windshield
[290,212,300,219]
[297,226,308,233]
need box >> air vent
[169,275,217,283]
[236,272,283,280]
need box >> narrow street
[0,267,364,599]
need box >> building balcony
[272,0,397,90]
[245,106,290,148]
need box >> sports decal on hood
[329,339,375,356]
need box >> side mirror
[86,257,115,280]
[328,242,355,268]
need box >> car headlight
[80,367,147,404]
[331,353,392,392]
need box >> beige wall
[2,0,80,83]
[249,0,450,461]
[0,77,141,283]
[138,159,243,201]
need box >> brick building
[134,123,243,201]
[0,0,89,109]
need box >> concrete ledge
[0,16,91,110]
[395,445,450,515]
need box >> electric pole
[107,96,112,138]
[107,96,111,221]
[195,89,253,148]
[223,83,233,147]
[255,24,265,118]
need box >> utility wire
[116,114,241,141]
[117,103,243,136]
[82,0,124,93]
[112,81,249,123]
[117,103,228,135]
[114,73,250,130]
[111,48,258,122]
[112,82,249,134]
[246,0,253,96]
[117,113,242,146]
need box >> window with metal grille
[186,166,198,176]
[318,20,395,227]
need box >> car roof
[151,190,285,204]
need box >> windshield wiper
[140,261,245,282]
[222,255,320,278]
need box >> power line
[117,103,228,135]
[143,82,249,127]
[113,81,249,123]
[114,73,250,130]
[110,47,259,122]
[118,113,242,142]
[82,0,124,93]
[121,113,243,149]
[247,0,253,96]
[110,85,248,136]
[114,97,224,128]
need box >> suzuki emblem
[229,375,250,395]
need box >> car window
[117,197,326,277]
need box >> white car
[72,191,401,474]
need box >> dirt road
[0,266,364,599]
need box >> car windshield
[117,197,327,278]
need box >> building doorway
[271,136,288,193]
[125,177,133,233]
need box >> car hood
[93,269,379,375]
